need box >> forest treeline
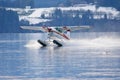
[0,8,21,33]
[35,8,120,32]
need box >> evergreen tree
[0,8,20,33]
[53,8,62,19]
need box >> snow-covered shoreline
[7,4,120,25]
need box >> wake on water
[24,36,120,49]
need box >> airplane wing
[61,26,90,32]
[20,26,47,32]
[69,26,90,31]
[21,25,90,32]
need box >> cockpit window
[55,27,62,33]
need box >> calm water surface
[0,32,120,80]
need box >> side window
[55,27,62,33]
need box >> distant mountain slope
[15,4,119,25]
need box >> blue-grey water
[0,32,120,80]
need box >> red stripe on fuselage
[52,30,70,40]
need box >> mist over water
[0,32,120,80]
[25,32,120,49]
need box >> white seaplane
[21,26,90,47]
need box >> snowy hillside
[8,4,120,25]
[29,4,119,18]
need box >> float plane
[21,26,90,47]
